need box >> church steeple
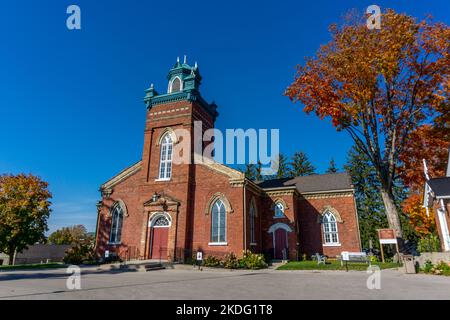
[143,57,217,120]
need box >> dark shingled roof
[256,172,353,193]
[428,177,450,198]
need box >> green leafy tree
[0,174,52,265]
[290,152,315,177]
[48,225,88,245]
[326,159,338,173]
[345,145,419,250]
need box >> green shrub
[239,250,268,270]
[417,234,441,253]
[369,255,379,263]
[63,241,96,265]
[223,252,239,269]
[434,261,450,276]
[423,260,433,273]
[203,255,222,267]
[302,253,308,261]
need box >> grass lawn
[0,263,66,271]
[277,260,401,271]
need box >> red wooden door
[274,229,287,259]
[151,227,169,260]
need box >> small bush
[423,260,433,273]
[239,250,268,270]
[369,255,379,263]
[302,253,308,261]
[223,252,239,269]
[203,255,222,267]
[63,241,96,265]
[417,234,441,253]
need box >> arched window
[323,211,339,244]
[211,199,226,243]
[110,204,124,244]
[159,133,173,179]
[250,202,256,244]
[169,77,182,93]
[274,202,284,218]
[153,216,170,227]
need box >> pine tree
[326,159,338,173]
[243,163,257,181]
[276,154,291,179]
[290,151,315,177]
[344,146,387,250]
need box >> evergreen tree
[243,163,257,181]
[276,154,291,179]
[344,146,387,250]
[326,159,338,173]
[290,151,315,177]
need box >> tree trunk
[7,246,16,266]
[379,188,403,238]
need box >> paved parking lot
[0,266,449,300]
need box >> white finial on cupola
[177,56,180,63]
[184,55,187,64]
[150,83,154,89]
[194,61,198,69]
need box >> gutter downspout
[243,180,247,252]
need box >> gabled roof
[257,172,353,193]
[199,161,245,179]
[101,161,142,190]
[427,177,450,198]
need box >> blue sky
[0,0,449,233]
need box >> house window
[159,133,173,180]
[323,211,339,244]
[274,202,284,218]
[250,202,256,243]
[211,199,226,243]
[110,204,124,244]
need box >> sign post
[196,251,203,270]
[377,229,399,263]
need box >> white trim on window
[208,242,228,246]
[158,133,173,180]
[274,202,285,218]
[322,211,340,245]
[210,199,227,244]
[323,243,341,247]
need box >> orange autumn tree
[0,174,52,265]
[400,124,449,236]
[286,9,450,239]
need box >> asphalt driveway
[0,266,449,300]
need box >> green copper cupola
[167,55,202,93]
[143,56,217,120]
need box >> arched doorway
[149,213,171,260]
[268,223,292,260]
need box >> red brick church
[95,59,362,261]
